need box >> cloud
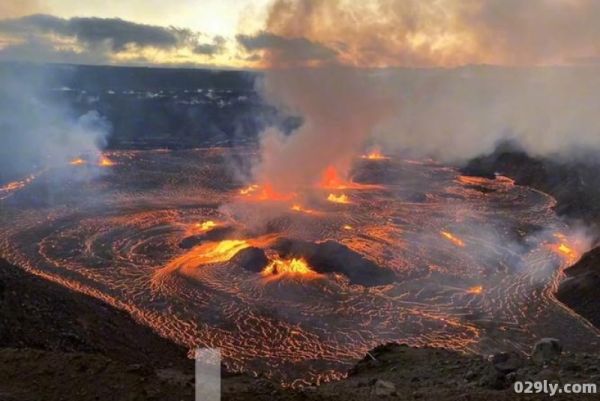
[0,14,228,66]
[0,35,106,64]
[193,35,226,56]
[0,14,185,51]
[236,31,337,66]
[0,0,40,19]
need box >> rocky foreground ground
[2,258,600,400]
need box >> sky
[0,0,599,69]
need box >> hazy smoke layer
[248,1,600,189]
[376,66,600,161]
[261,0,600,68]
[256,66,600,181]
[0,65,111,182]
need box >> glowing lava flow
[319,166,380,190]
[440,231,466,247]
[239,183,295,201]
[172,240,250,267]
[98,155,115,167]
[261,257,321,281]
[327,193,351,204]
[550,233,581,264]
[69,157,86,166]
[196,220,218,231]
[160,235,279,276]
[361,150,389,160]
[467,285,484,295]
[185,220,220,235]
[290,204,319,215]
[0,174,37,200]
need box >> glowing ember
[343,224,353,230]
[467,285,483,295]
[69,157,86,166]
[440,231,465,247]
[361,150,388,160]
[261,258,320,280]
[327,193,350,204]
[98,155,115,167]
[239,183,295,201]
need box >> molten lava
[319,165,381,190]
[440,231,465,247]
[361,150,389,160]
[467,285,483,295]
[327,193,350,204]
[69,157,86,166]
[550,233,580,264]
[196,220,218,231]
[0,175,35,200]
[261,257,321,280]
[239,183,295,201]
[98,155,115,167]
[177,240,250,266]
[290,204,318,214]
[239,184,259,196]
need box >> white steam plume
[0,64,111,182]
[253,67,392,190]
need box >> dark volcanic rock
[178,226,236,249]
[0,259,189,368]
[531,338,563,365]
[557,247,600,328]
[272,238,396,286]
[490,352,524,374]
[231,247,269,273]
[462,141,600,223]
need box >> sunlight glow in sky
[41,0,270,37]
[1,0,599,69]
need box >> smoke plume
[0,64,111,183]
[253,68,391,190]
[258,0,600,68]
[246,0,600,190]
